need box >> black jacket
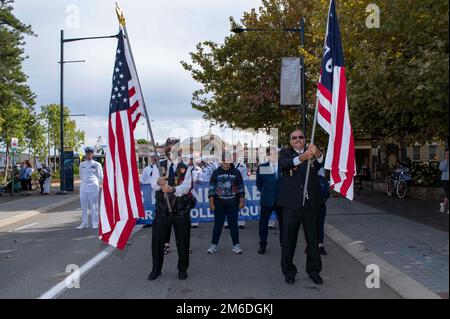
[276,147,324,210]
[155,160,189,214]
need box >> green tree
[182,0,448,145]
[0,0,36,179]
[26,114,47,162]
[136,138,149,145]
[40,104,85,170]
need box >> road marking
[0,211,40,229]
[38,225,143,299]
[13,222,39,232]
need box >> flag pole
[115,3,173,212]
[302,95,319,207]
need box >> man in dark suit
[256,147,283,254]
[277,129,324,285]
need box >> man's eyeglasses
[291,135,304,140]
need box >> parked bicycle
[385,163,413,198]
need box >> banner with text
[137,180,273,224]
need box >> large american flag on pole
[99,27,145,249]
[316,0,356,200]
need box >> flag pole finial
[115,2,126,26]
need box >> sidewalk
[0,182,80,228]
[325,196,449,298]
[354,188,448,232]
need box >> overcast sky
[13,0,268,149]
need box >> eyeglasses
[291,135,304,140]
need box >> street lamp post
[58,30,118,194]
[231,18,307,135]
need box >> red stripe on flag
[116,218,137,250]
[100,117,117,241]
[114,112,135,221]
[340,111,355,197]
[318,82,332,104]
[331,67,347,185]
[318,100,331,124]
[126,109,145,218]
[128,86,136,98]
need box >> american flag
[316,0,356,200]
[99,27,145,249]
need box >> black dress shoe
[238,225,245,229]
[285,277,295,285]
[309,273,323,285]
[178,272,188,280]
[257,246,266,254]
[319,246,327,255]
[147,272,161,281]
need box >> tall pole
[300,18,306,136]
[302,97,319,206]
[59,30,67,194]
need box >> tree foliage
[0,0,38,179]
[182,0,449,145]
[40,104,86,152]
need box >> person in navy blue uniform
[277,129,325,285]
[256,147,283,254]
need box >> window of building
[413,145,420,161]
[429,145,437,161]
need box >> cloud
[13,0,263,146]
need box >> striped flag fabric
[99,27,145,249]
[316,0,356,200]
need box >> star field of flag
[319,0,344,95]
[109,30,132,114]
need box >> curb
[325,223,442,299]
[0,196,79,229]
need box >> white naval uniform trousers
[79,159,103,227]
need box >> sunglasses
[291,135,304,140]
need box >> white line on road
[13,222,39,232]
[38,225,143,299]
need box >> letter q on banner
[280,57,301,105]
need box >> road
[0,200,399,299]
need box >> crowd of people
[141,129,328,285]
[0,161,51,196]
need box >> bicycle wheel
[385,177,395,196]
[397,179,407,199]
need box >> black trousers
[20,179,28,192]
[259,205,283,247]
[281,206,322,278]
[151,210,191,274]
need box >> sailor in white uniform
[77,146,103,230]
[140,154,157,185]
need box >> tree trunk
[4,145,9,183]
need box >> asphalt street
[0,200,399,299]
